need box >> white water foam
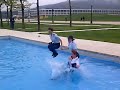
[47,60,66,79]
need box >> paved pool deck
[0,29,120,61]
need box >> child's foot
[53,53,58,58]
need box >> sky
[1,0,67,11]
[28,0,119,7]
[29,0,67,6]
[2,0,119,11]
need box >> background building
[18,9,120,18]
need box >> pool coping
[0,29,120,63]
[0,35,120,64]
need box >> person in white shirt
[68,50,80,69]
[48,28,63,58]
[68,36,77,51]
[62,35,79,58]
[62,35,77,50]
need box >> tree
[19,0,27,29]
[37,0,40,31]
[15,0,28,29]
[0,0,4,28]
[90,5,93,24]
[68,0,72,27]
[4,0,10,25]
[4,0,17,29]
[52,9,54,24]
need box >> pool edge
[0,36,120,64]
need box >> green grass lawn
[2,22,120,32]
[43,13,120,21]
[1,22,120,44]
[57,30,120,44]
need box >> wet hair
[68,35,74,41]
[72,50,80,58]
[48,28,54,31]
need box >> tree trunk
[7,5,9,25]
[69,0,72,27]
[0,4,3,28]
[10,4,13,29]
[52,9,54,24]
[21,1,25,29]
[37,0,40,31]
[90,5,93,24]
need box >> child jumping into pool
[62,35,79,58]
[69,50,80,68]
[50,50,80,80]
[66,50,80,72]
[68,35,77,51]
[48,28,63,58]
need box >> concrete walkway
[0,29,120,59]
[29,22,102,27]
[14,19,120,25]
[40,20,120,25]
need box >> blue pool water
[0,38,120,90]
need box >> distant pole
[69,0,72,27]
[28,6,30,23]
[0,4,3,28]
[37,0,40,31]
[90,5,93,24]
[21,2,25,29]
[10,4,13,29]
[52,9,54,23]
[7,5,9,25]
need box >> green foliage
[0,0,4,5]
[13,0,28,10]
[4,0,17,6]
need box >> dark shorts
[48,42,60,55]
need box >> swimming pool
[0,37,120,90]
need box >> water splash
[47,59,66,79]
